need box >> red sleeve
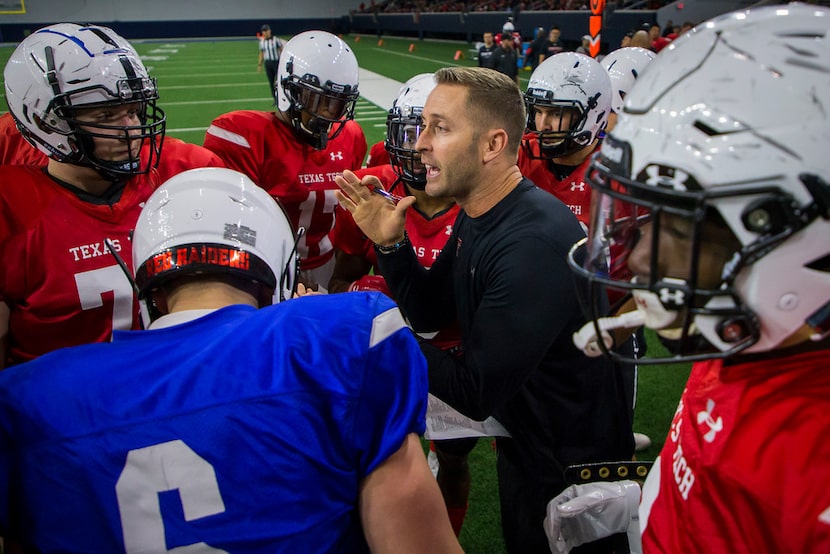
[0,167,52,244]
[365,141,390,168]
[153,138,226,184]
[331,165,396,263]
[331,205,374,259]
[203,111,269,186]
[346,120,368,170]
[0,113,49,167]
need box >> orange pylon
[453,50,465,60]
[409,43,416,52]
[378,39,384,46]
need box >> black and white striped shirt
[259,36,284,62]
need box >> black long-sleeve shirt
[378,179,633,476]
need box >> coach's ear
[482,127,509,163]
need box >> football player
[0,167,462,553]
[495,17,523,52]
[519,52,649,457]
[329,74,475,536]
[599,46,655,133]
[547,5,830,552]
[330,74,459,299]
[204,30,367,293]
[518,52,612,229]
[0,23,224,369]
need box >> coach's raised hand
[335,169,415,247]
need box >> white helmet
[523,52,611,159]
[503,18,515,33]
[3,23,165,179]
[570,3,830,363]
[133,168,300,325]
[276,30,359,149]
[599,46,655,114]
[385,73,436,190]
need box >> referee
[258,24,284,105]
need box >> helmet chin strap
[300,115,331,149]
[70,126,142,181]
[89,158,140,182]
[285,104,330,149]
[104,238,150,329]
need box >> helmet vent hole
[694,121,721,137]
[806,253,830,273]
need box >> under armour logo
[696,399,723,443]
[330,151,343,161]
[644,165,690,191]
[445,225,453,236]
[658,287,686,308]
[570,181,586,192]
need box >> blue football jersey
[0,292,427,552]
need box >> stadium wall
[0,0,349,42]
[0,0,656,52]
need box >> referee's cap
[261,24,271,32]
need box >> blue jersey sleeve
[350,293,428,476]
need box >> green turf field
[0,35,691,553]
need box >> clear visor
[298,86,354,122]
[583,178,652,286]
[389,121,423,149]
[387,119,426,184]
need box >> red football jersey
[0,112,48,166]
[331,165,461,352]
[365,140,390,168]
[518,136,595,228]
[0,140,225,366]
[640,351,830,553]
[152,137,226,183]
[203,111,367,270]
[494,31,523,51]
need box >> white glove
[544,480,642,554]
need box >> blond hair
[434,67,526,155]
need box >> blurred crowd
[354,0,669,14]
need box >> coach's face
[416,84,483,203]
